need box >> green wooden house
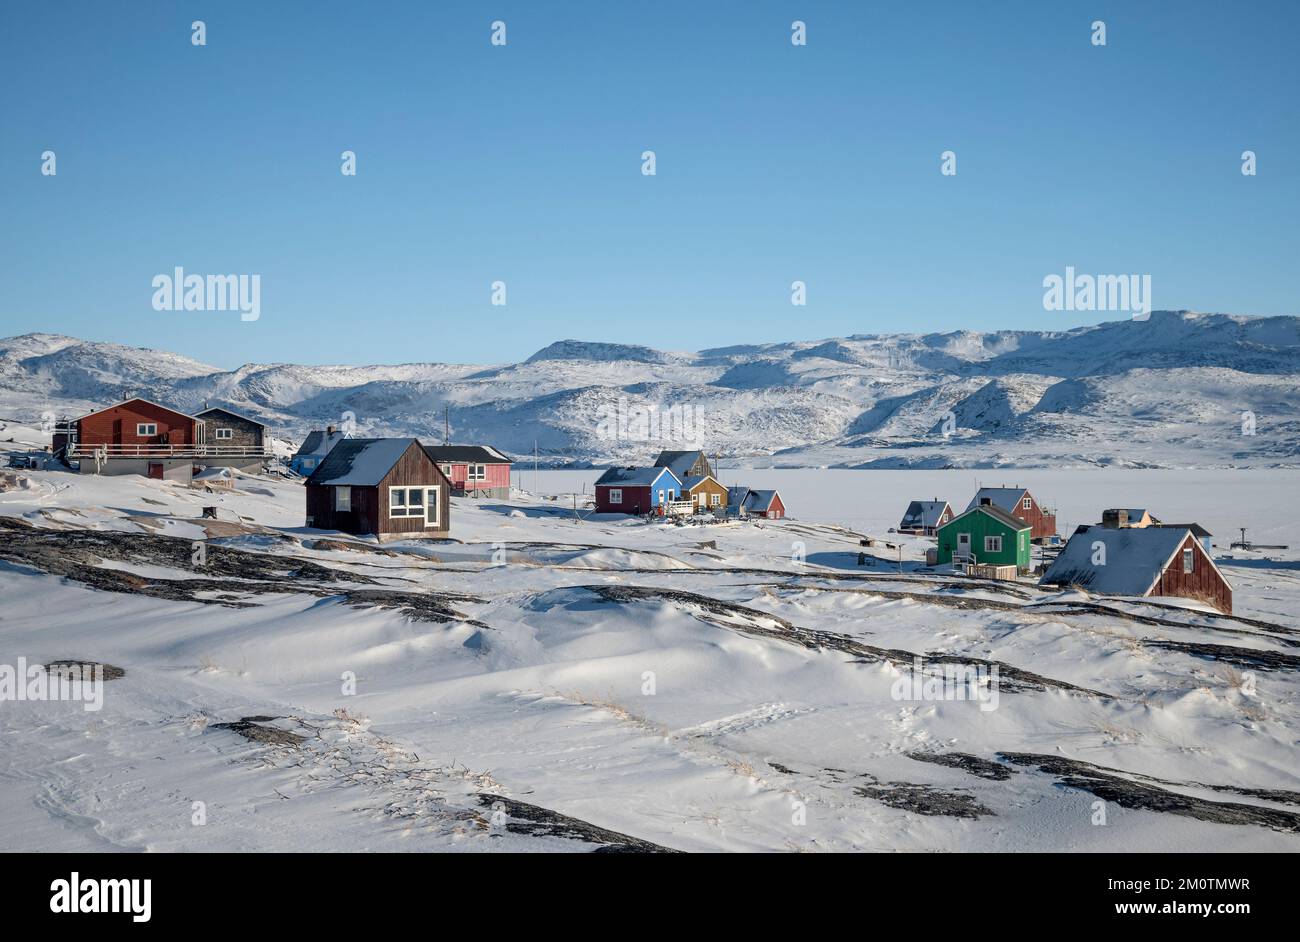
[936,504,1031,570]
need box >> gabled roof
[727,486,750,505]
[943,503,1030,532]
[900,500,950,529]
[595,466,681,487]
[306,438,422,487]
[1040,525,1224,596]
[1154,523,1212,538]
[295,428,349,458]
[195,405,268,428]
[680,474,722,491]
[76,397,202,424]
[423,445,513,464]
[653,450,708,479]
[967,486,1030,514]
[742,489,781,512]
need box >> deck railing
[661,499,696,516]
[69,443,271,459]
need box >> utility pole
[534,439,538,495]
[444,406,449,445]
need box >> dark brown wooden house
[1039,524,1231,613]
[305,438,451,541]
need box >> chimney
[1102,509,1128,529]
[326,424,336,436]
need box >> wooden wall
[1154,533,1233,613]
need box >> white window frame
[335,486,351,511]
[1183,548,1194,573]
[137,423,158,436]
[467,463,486,481]
[985,535,1003,553]
[1022,497,1032,510]
[710,492,721,507]
[609,488,623,505]
[389,486,441,528]
[658,489,665,503]
[214,427,233,440]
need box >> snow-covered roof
[966,486,1029,513]
[195,405,268,428]
[306,438,419,486]
[423,445,513,464]
[742,489,780,511]
[680,474,720,491]
[654,450,708,479]
[1039,525,1222,596]
[295,428,349,458]
[900,500,950,529]
[944,503,1030,532]
[594,466,680,487]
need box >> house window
[984,535,1003,553]
[658,489,665,502]
[440,465,452,477]
[1022,497,1032,510]
[335,486,351,511]
[710,493,721,506]
[214,428,233,440]
[389,486,440,526]
[609,488,623,504]
[467,464,486,481]
[137,423,158,436]
[1183,548,1194,573]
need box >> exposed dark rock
[853,780,994,818]
[1141,640,1300,672]
[1000,752,1300,833]
[42,660,126,681]
[211,719,307,746]
[476,794,681,853]
[906,751,1015,780]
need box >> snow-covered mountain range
[2,311,1298,469]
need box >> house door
[956,533,971,558]
[147,462,164,480]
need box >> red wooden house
[1040,524,1232,613]
[422,445,513,499]
[967,486,1056,541]
[594,466,682,514]
[729,487,786,519]
[55,397,206,482]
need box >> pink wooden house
[423,445,513,498]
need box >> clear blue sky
[1,1,1296,369]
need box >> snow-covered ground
[1,461,1298,852]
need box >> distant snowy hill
[2,311,1297,469]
